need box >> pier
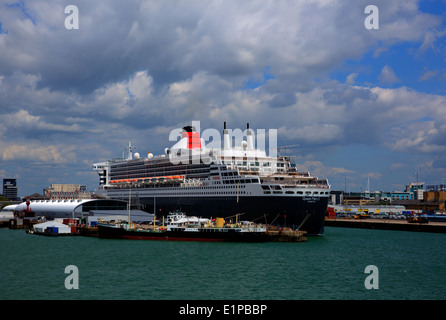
[1,213,307,241]
[1,209,306,241]
[324,218,446,233]
[267,229,307,242]
[79,226,99,237]
[6,218,38,229]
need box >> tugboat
[97,211,269,242]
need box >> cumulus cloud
[0,141,77,164]
[297,160,355,181]
[0,0,439,92]
[4,110,82,134]
[388,121,446,153]
[1,0,445,194]
[345,73,358,85]
[379,65,401,84]
[419,69,439,82]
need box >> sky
[1,0,446,197]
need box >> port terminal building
[9,199,154,222]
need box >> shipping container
[63,218,77,225]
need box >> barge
[98,211,269,242]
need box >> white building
[12,199,153,222]
[33,221,72,234]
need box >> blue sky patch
[6,1,37,25]
[0,22,7,34]
[244,66,275,89]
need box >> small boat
[97,211,269,242]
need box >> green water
[0,227,445,300]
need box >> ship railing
[261,180,314,185]
[108,175,185,187]
[181,178,204,187]
[261,181,330,189]
[285,184,330,189]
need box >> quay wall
[324,218,446,233]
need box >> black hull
[97,225,269,242]
[134,195,328,235]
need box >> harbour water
[1,226,445,300]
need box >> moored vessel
[97,211,269,242]
[93,123,330,235]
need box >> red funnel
[182,127,201,149]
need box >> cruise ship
[93,123,330,235]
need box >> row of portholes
[263,190,330,195]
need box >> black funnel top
[182,126,195,132]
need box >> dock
[0,220,9,228]
[7,218,38,229]
[267,229,307,242]
[324,218,446,233]
[79,226,99,237]
[1,213,308,242]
